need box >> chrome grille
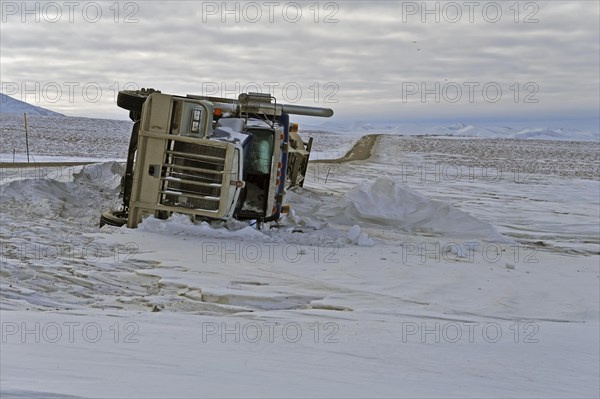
[160,141,227,211]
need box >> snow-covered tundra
[1,117,598,398]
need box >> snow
[210,126,250,144]
[336,177,511,242]
[2,308,597,398]
[1,114,133,160]
[0,153,123,164]
[346,224,375,246]
[302,121,600,142]
[137,213,267,241]
[1,120,599,397]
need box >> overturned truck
[100,89,333,228]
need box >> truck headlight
[190,107,203,133]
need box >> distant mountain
[0,93,64,116]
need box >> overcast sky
[1,1,599,129]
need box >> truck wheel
[117,88,160,113]
[117,90,148,113]
[100,210,128,228]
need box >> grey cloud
[0,1,598,126]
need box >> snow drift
[337,177,510,242]
[0,162,123,218]
[138,213,268,240]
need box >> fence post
[24,112,30,163]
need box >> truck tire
[117,90,149,113]
[99,210,128,228]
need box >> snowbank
[0,161,123,218]
[337,177,511,242]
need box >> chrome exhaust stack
[280,103,334,118]
[186,92,334,118]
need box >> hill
[0,93,64,116]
